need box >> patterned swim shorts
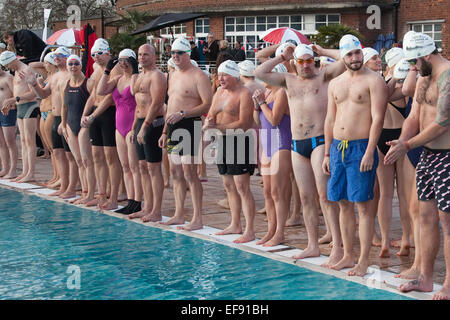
[416,148,450,213]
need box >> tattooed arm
[407,69,449,149]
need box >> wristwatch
[15,96,20,103]
[89,115,95,121]
[179,110,185,118]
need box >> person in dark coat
[202,32,219,64]
[232,40,246,62]
[2,30,46,64]
[190,41,201,63]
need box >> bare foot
[262,234,285,247]
[18,176,36,183]
[215,225,242,236]
[85,198,99,207]
[47,180,61,189]
[398,275,433,293]
[217,198,229,209]
[256,231,275,245]
[3,173,17,179]
[100,201,118,211]
[318,233,332,245]
[142,213,163,223]
[59,192,76,199]
[128,210,149,220]
[49,190,62,197]
[433,285,450,300]
[11,174,25,182]
[379,247,390,258]
[159,215,185,225]
[321,246,344,268]
[330,256,355,271]
[0,170,8,177]
[285,214,302,227]
[396,245,410,256]
[233,232,255,244]
[164,181,170,188]
[178,220,203,231]
[291,246,320,260]
[347,262,370,277]
[256,207,266,214]
[394,266,421,280]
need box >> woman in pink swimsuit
[97,49,142,214]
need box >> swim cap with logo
[385,47,404,68]
[217,60,240,78]
[91,38,110,54]
[393,58,411,80]
[54,46,71,57]
[44,52,57,65]
[275,42,296,58]
[273,63,287,73]
[171,37,191,52]
[339,34,362,58]
[293,44,314,59]
[190,59,198,67]
[0,51,16,66]
[320,56,335,65]
[66,54,81,67]
[403,31,436,60]
[119,48,136,59]
[362,47,379,64]
[238,60,255,77]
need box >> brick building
[114,0,448,60]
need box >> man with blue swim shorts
[323,34,387,277]
[0,66,18,178]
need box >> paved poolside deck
[24,155,445,289]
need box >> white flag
[43,9,52,42]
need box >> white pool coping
[0,181,440,300]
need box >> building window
[195,18,210,36]
[160,23,186,37]
[315,14,340,30]
[224,15,305,64]
[409,22,442,50]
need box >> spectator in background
[190,41,201,63]
[161,43,171,72]
[232,40,246,62]
[218,40,232,56]
[203,32,219,64]
[2,30,46,64]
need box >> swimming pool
[0,188,410,300]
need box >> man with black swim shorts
[158,37,212,231]
[0,51,40,183]
[383,31,450,300]
[126,44,167,222]
[81,38,123,210]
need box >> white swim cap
[0,51,16,66]
[385,47,404,68]
[66,54,81,67]
[0,43,5,50]
[273,63,287,73]
[44,52,57,65]
[54,46,71,57]
[339,34,362,58]
[393,58,411,80]
[293,44,314,59]
[237,60,255,77]
[91,38,110,54]
[362,47,379,64]
[275,42,296,58]
[217,60,240,78]
[167,58,176,69]
[319,56,335,65]
[190,59,198,67]
[171,37,191,52]
[403,31,436,60]
[118,48,136,59]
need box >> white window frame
[194,18,210,40]
[160,23,187,38]
[408,20,443,52]
[313,14,341,33]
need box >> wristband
[89,115,95,121]
[162,131,167,135]
[404,140,411,150]
[324,154,330,157]
[179,110,185,118]
[104,70,111,75]
[258,101,267,107]
[144,120,151,127]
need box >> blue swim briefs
[0,109,17,127]
[327,138,378,203]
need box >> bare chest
[168,75,198,99]
[333,82,370,105]
[287,78,323,99]
[416,78,438,106]
[215,93,240,116]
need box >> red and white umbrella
[259,27,310,45]
[47,28,82,46]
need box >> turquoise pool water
[0,188,410,300]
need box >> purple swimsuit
[259,101,292,159]
[112,85,136,138]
